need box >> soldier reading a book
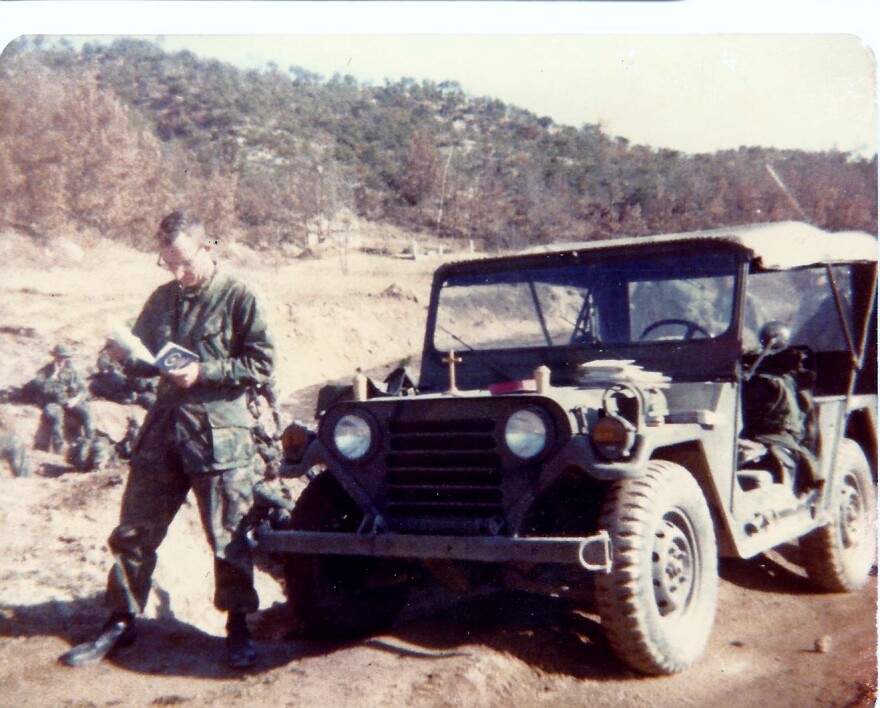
[59,210,275,670]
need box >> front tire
[595,461,718,675]
[282,472,411,639]
[801,439,876,592]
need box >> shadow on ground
[365,589,633,681]
[36,462,78,479]
[0,593,330,679]
[719,545,816,595]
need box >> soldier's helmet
[51,343,73,359]
[759,321,791,352]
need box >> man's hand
[65,393,85,409]
[164,362,200,389]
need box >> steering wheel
[639,318,711,341]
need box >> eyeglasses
[156,253,199,274]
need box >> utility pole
[436,145,455,229]
[765,164,811,223]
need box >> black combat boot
[226,611,256,669]
[58,612,136,667]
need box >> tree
[0,56,171,244]
[2,40,876,252]
[398,128,441,207]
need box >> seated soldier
[0,405,32,478]
[90,350,138,405]
[90,350,158,409]
[27,344,93,454]
[67,430,117,472]
[741,322,819,493]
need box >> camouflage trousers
[36,402,93,453]
[0,432,31,478]
[105,451,259,617]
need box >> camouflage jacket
[125,267,275,473]
[27,361,87,406]
[741,348,816,445]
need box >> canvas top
[517,221,878,270]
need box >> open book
[109,319,200,372]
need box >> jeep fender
[538,425,712,485]
[521,428,738,557]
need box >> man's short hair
[157,210,207,246]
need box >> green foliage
[0,38,876,251]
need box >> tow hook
[578,530,612,573]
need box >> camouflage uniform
[742,347,819,492]
[115,417,141,460]
[90,350,158,409]
[248,380,282,475]
[105,268,274,617]
[90,351,136,404]
[28,348,93,453]
[0,407,31,478]
[67,431,117,472]
[247,380,297,527]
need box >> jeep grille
[385,418,503,521]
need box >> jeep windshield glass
[433,252,738,351]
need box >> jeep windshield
[433,251,738,352]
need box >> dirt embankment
[0,231,876,707]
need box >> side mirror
[758,321,791,353]
[744,321,792,382]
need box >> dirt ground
[0,229,876,707]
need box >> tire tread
[595,460,718,675]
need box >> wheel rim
[838,471,867,551]
[652,510,698,617]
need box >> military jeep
[259,221,877,675]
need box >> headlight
[504,408,548,459]
[333,413,373,460]
[591,414,636,460]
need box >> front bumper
[255,525,612,573]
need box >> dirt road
[0,232,876,706]
[0,463,876,707]
[0,461,877,708]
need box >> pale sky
[150,34,878,156]
[2,3,878,157]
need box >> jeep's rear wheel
[801,439,876,592]
[595,461,718,675]
[283,471,411,639]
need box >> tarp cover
[521,221,878,270]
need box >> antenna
[765,164,812,224]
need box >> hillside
[0,37,876,256]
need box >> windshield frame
[430,248,740,352]
[419,241,751,392]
